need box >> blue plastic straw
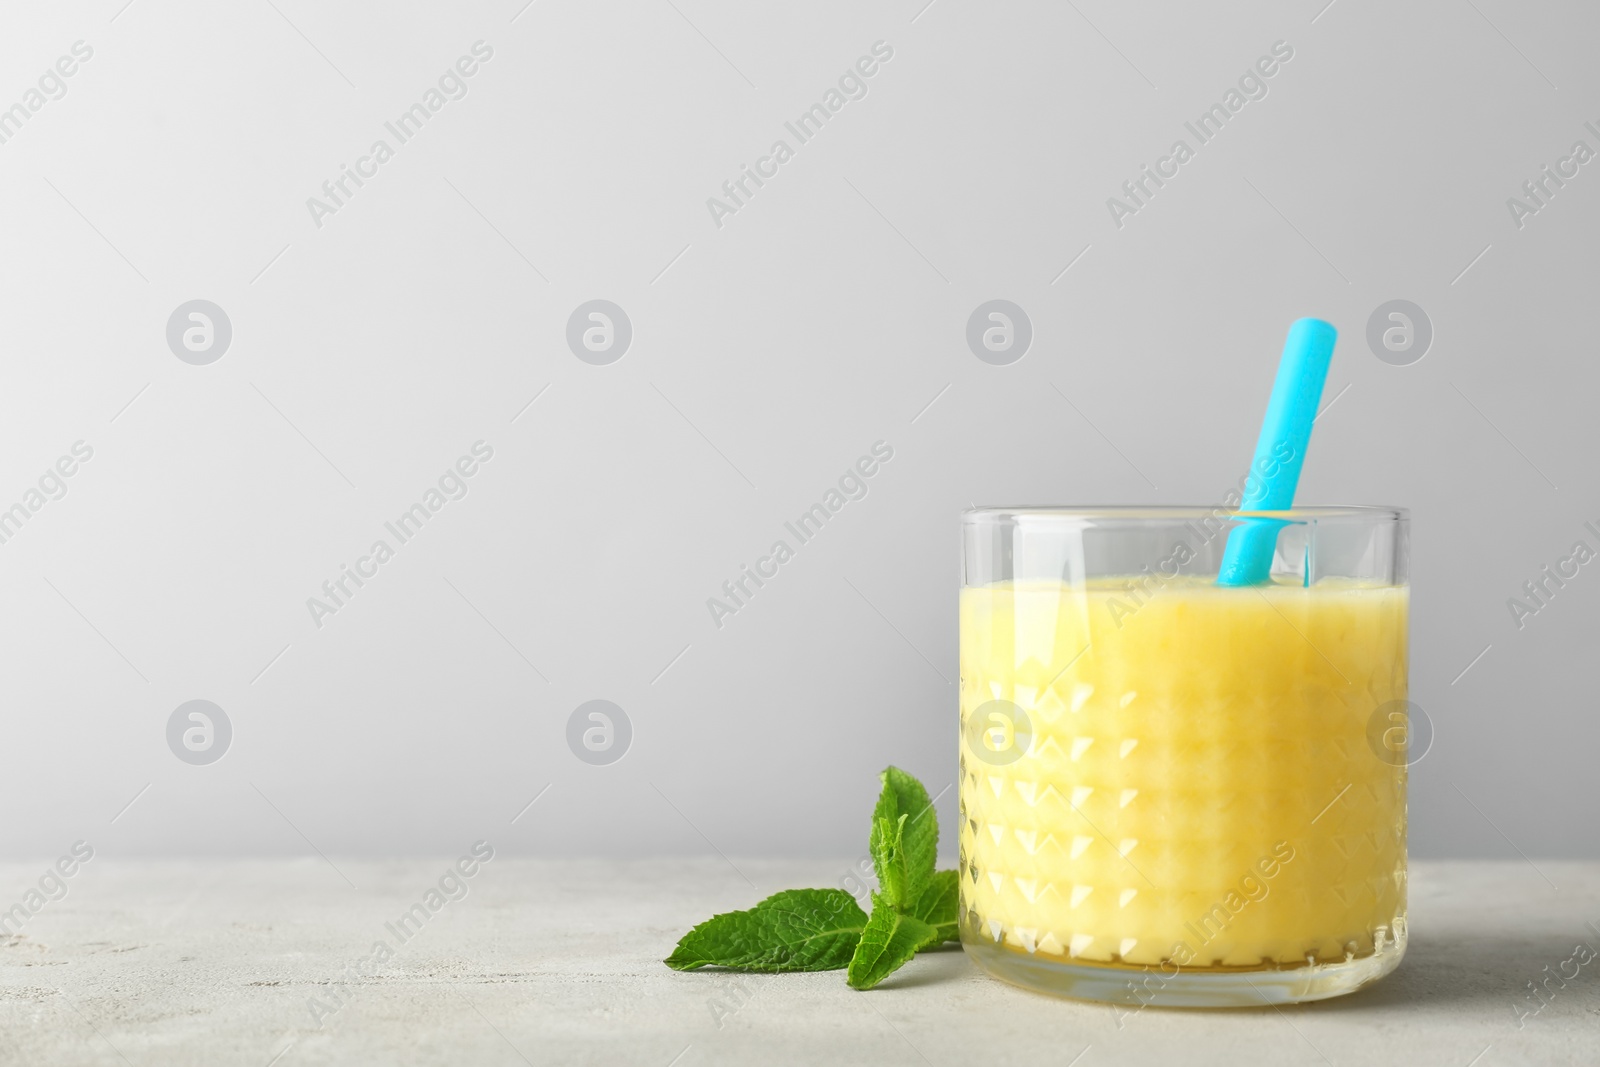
[1216,317,1337,586]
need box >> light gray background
[0,0,1594,866]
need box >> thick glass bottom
[962,924,1407,1008]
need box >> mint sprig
[664,766,958,990]
[872,766,938,903]
[869,814,910,909]
[665,889,867,972]
[909,868,959,945]
[846,894,938,990]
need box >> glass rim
[963,504,1407,523]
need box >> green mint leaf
[666,889,868,973]
[869,814,909,909]
[911,869,959,946]
[872,766,938,904]
[846,893,939,990]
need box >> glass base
[962,926,1407,1008]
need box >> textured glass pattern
[959,578,1408,973]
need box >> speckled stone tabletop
[0,858,1594,1066]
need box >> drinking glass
[959,506,1410,1007]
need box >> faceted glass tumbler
[958,506,1410,1007]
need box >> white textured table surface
[1,858,1596,1066]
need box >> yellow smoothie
[959,576,1408,971]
